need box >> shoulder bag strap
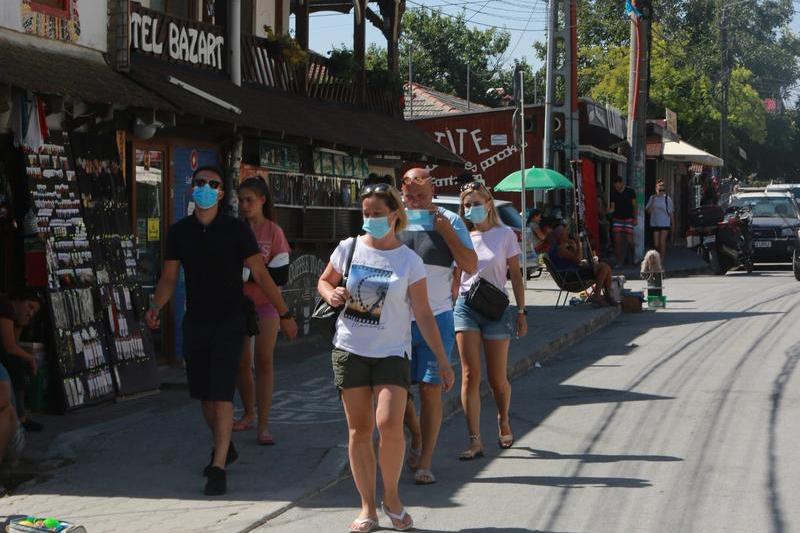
[341,236,358,285]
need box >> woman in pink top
[235,177,291,445]
[452,182,528,460]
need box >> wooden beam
[295,0,310,49]
[354,0,367,104]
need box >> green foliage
[399,9,513,106]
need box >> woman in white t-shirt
[317,181,455,533]
[645,180,675,261]
[452,181,528,461]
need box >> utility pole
[407,42,414,118]
[467,62,471,111]
[626,0,651,262]
[543,0,557,169]
[719,4,729,179]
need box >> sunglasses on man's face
[193,178,223,189]
[402,174,431,186]
[460,181,486,192]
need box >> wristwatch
[279,310,294,320]
[517,309,528,315]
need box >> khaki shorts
[332,349,411,391]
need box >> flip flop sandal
[258,432,275,446]
[232,420,255,432]
[406,447,422,471]
[349,516,379,533]
[458,434,484,461]
[413,468,436,485]
[381,502,414,531]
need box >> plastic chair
[541,253,596,308]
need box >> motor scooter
[703,205,754,275]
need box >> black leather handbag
[312,237,357,325]
[465,277,509,321]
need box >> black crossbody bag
[311,237,357,325]
[465,277,509,322]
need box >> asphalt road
[257,269,800,533]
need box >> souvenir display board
[24,132,116,409]
[270,171,362,209]
[70,133,159,398]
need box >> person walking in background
[398,167,477,485]
[646,180,675,262]
[453,181,527,461]
[0,289,43,432]
[145,166,297,496]
[317,179,454,533]
[234,177,291,445]
[608,176,638,268]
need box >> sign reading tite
[129,4,225,70]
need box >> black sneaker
[204,466,226,496]
[22,419,43,432]
[202,442,238,476]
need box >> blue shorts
[0,363,9,382]
[410,311,455,385]
[453,295,512,340]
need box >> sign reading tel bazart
[129,4,225,70]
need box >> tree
[399,9,512,106]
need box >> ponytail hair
[238,176,275,220]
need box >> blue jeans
[453,295,512,340]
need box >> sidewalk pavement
[0,283,619,533]
[602,244,709,279]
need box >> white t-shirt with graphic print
[330,236,426,359]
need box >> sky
[300,0,800,102]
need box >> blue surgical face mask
[465,205,487,224]
[193,184,220,210]
[362,216,392,239]
[406,209,433,229]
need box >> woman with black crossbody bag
[452,181,528,461]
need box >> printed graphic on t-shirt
[345,264,392,326]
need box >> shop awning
[127,58,461,163]
[578,144,627,163]
[0,31,174,111]
[662,140,723,167]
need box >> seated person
[548,226,616,306]
[527,209,551,253]
[0,289,43,432]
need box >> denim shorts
[0,362,9,383]
[410,311,455,385]
[453,295,512,340]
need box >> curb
[242,306,621,532]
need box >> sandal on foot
[406,446,421,471]
[349,516,379,533]
[381,502,414,531]
[458,434,484,461]
[232,419,255,432]
[258,432,275,446]
[413,468,436,485]
[498,434,514,449]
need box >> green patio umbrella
[493,167,574,192]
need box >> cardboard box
[621,294,643,313]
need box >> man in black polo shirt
[145,166,297,496]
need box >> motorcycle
[703,205,754,275]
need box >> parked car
[433,195,540,279]
[766,183,800,203]
[728,192,800,276]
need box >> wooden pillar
[295,0,310,49]
[385,0,403,72]
[275,0,285,34]
[354,0,367,103]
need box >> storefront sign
[129,5,225,70]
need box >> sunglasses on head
[361,183,393,196]
[402,174,431,186]
[193,178,223,189]
[460,181,486,192]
